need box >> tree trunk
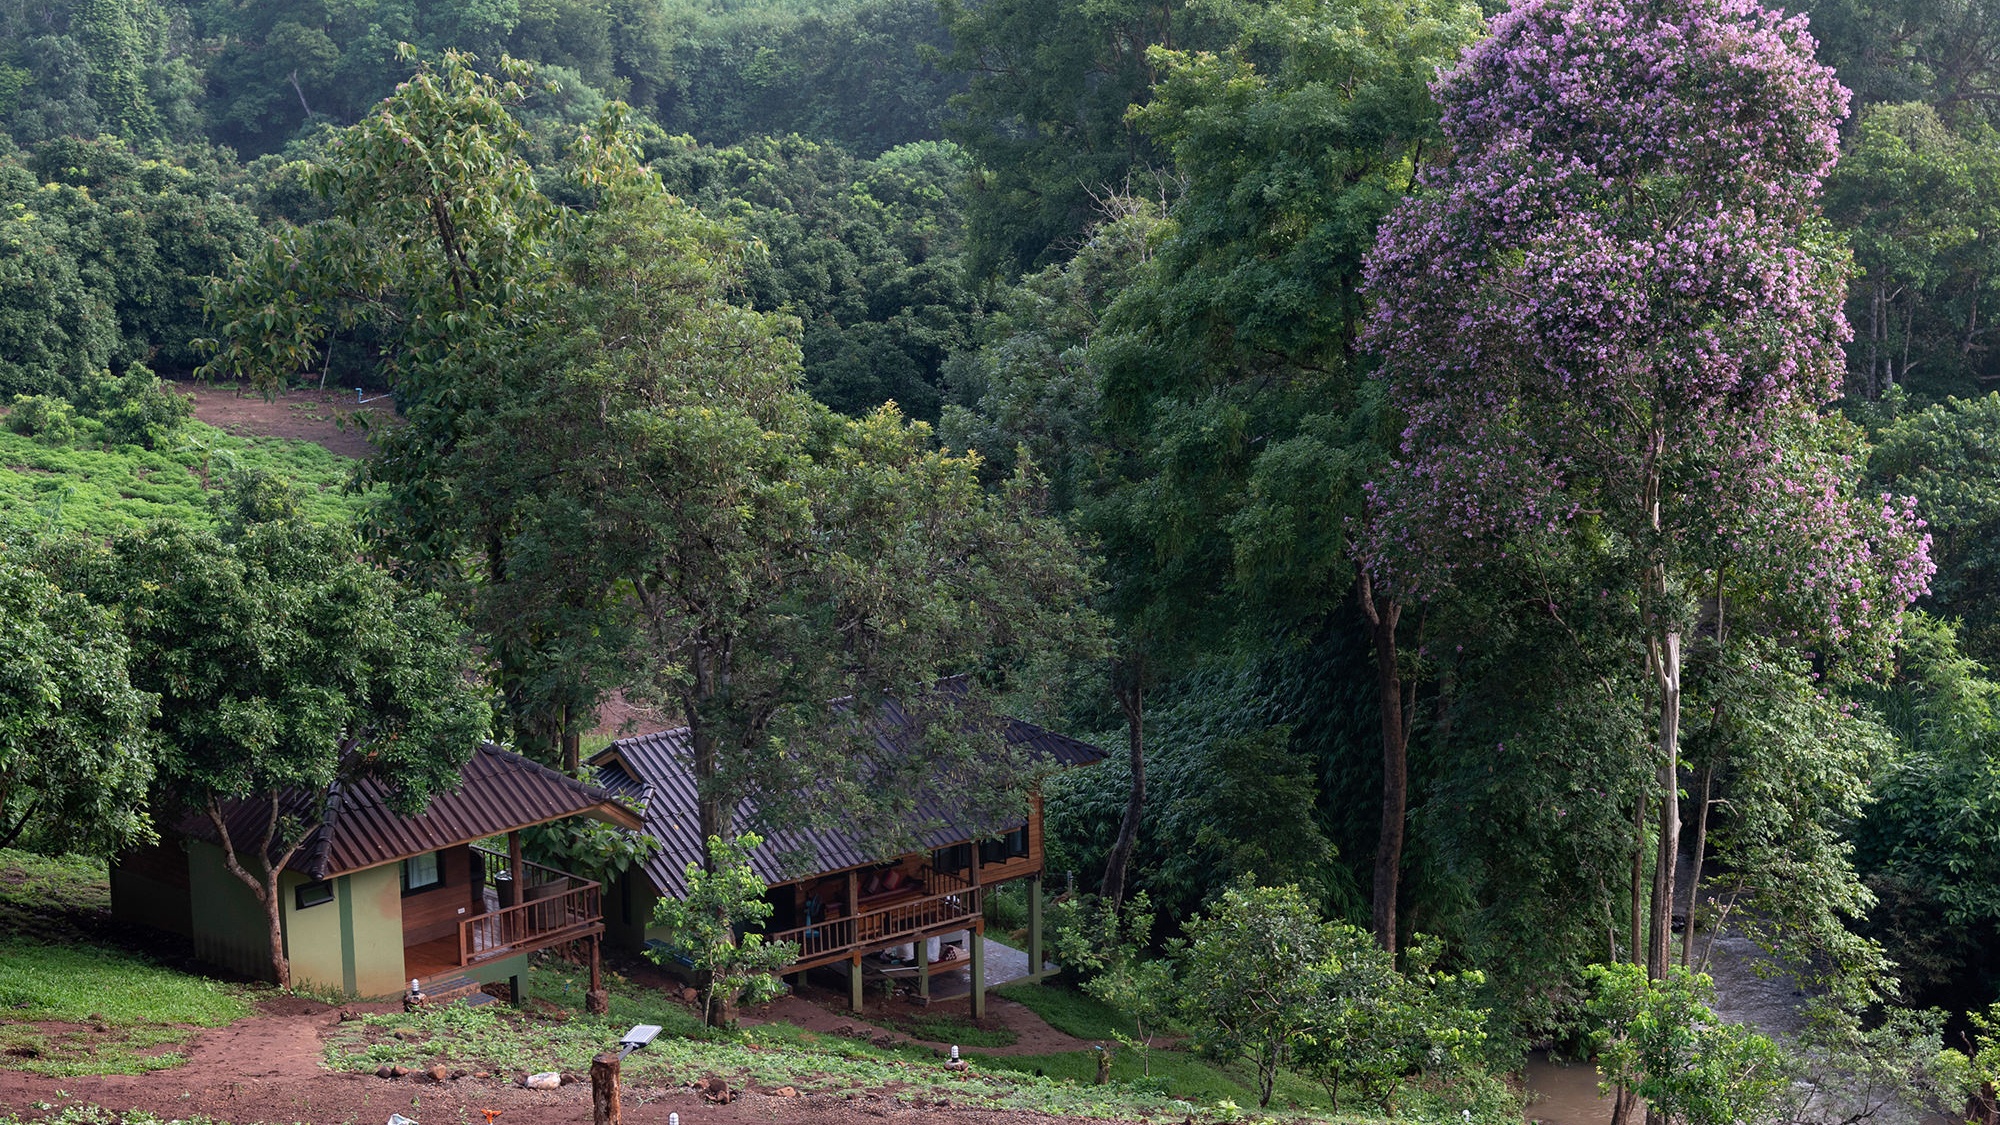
[206,793,306,988]
[1647,629,1682,980]
[1099,665,1145,911]
[1628,788,1646,963]
[1641,426,1682,982]
[1358,573,1408,956]
[1682,764,1713,969]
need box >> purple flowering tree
[1361,0,1932,983]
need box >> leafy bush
[647,834,798,1026]
[5,394,78,444]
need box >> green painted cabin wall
[183,842,410,997]
[279,870,344,994]
[186,840,281,982]
[343,863,407,998]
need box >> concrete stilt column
[849,952,864,1013]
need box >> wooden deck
[769,867,984,972]
[403,846,604,988]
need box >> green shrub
[984,881,1029,932]
[6,394,79,443]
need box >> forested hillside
[7,0,2000,1118]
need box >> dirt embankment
[177,380,396,460]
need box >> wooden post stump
[586,936,608,1013]
[591,1052,621,1125]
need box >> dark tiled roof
[188,743,643,880]
[592,691,1106,898]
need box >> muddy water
[1521,1053,1612,1125]
[1520,887,1811,1125]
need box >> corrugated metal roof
[186,743,643,880]
[592,689,1106,898]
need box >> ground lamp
[592,1024,662,1125]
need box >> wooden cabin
[110,743,641,1001]
[590,697,1104,1016]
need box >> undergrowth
[321,962,1298,1121]
[0,420,365,535]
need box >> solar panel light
[618,1024,662,1060]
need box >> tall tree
[1362,0,1933,986]
[0,539,155,856]
[201,51,621,767]
[1103,0,1478,928]
[204,52,1104,862]
[52,498,491,987]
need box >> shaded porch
[401,839,606,997]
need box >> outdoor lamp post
[593,1024,663,1125]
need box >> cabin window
[401,851,443,894]
[978,824,1031,866]
[295,880,334,910]
[933,843,972,876]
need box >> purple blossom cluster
[1361,0,1931,657]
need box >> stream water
[1522,1052,1613,1125]
[1519,906,1808,1125]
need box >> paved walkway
[830,932,1057,1003]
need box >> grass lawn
[0,938,252,1076]
[986,979,1339,1112]
[978,1044,1333,1112]
[0,849,252,1077]
[994,979,1134,1040]
[0,421,366,536]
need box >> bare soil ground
[0,1001,1089,1125]
[177,380,397,460]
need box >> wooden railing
[471,843,575,895]
[457,845,603,966]
[770,878,983,968]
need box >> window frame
[400,851,444,895]
[295,879,335,910]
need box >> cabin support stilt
[849,952,864,1013]
[917,936,931,1002]
[1027,871,1043,982]
[970,921,986,1019]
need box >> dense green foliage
[5,0,2000,1109]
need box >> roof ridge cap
[479,741,624,804]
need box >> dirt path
[755,991,1096,1057]
[176,380,396,460]
[0,990,1108,1125]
